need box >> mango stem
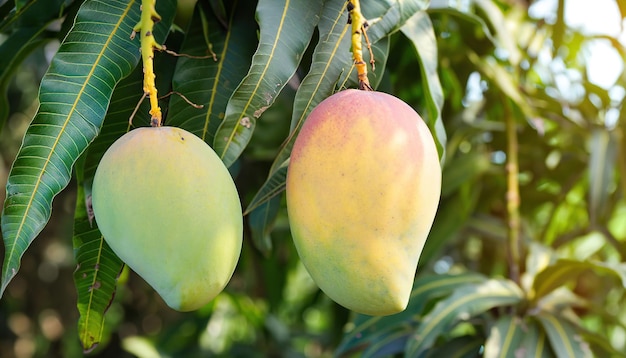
[347,0,373,91]
[131,0,163,127]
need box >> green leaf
[425,335,483,358]
[248,194,281,256]
[535,312,593,358]
[400,11,447,160]
[336,273,487,356]
[271,0,354,176]
[405,279,524,357]
[213,0,323,167]
[167,0,257,144]
[483,315,525,358]
[531,259,626,303]
[0,0,150,297]
[244,158,288,214]
[73,155,124,353]
[519,319,556,358]
[0,28,47,128]
[588,127,619,225]
[250,0,434,212]
[362,330,409,358]
[71,4,176,350]
[0,0,67,127]
[1,0,64,32]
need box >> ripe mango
[286,89,441,316]
[91,127,242,311]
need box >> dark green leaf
[244,158,288,214]
[248,194,281,256]
[167,0,257,144]
[336,273,486,356]
[401,11,447,160]
[0,0,149,297]
[405,279,524,357]
[425,335,483,358]
[250,0,434,212]
[72,4,177,350]
[213,0,323,167]
[535,311,593,358]
[73,155,124,353]
[0,28,48,128]
[362,330,409,358]
[0,0,67,127]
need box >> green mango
[92,126,242,311]
[286,89,441,316]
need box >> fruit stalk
[132,0,163,127]
[504,100,521,284]
[347,0,373,90]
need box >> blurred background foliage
[1,0,626,357]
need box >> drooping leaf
[244,158,288,214]
[0,0,173,297]
[167,0,257,144]
[535,311,593,358]
[405,279,524,357]
[336,272,487,356]
[248,194,281,256]
[531,259,626,303]
[424,335,483,358]
[212,0,323,167]
[400,11,447,160]
[73,154,124,353]
[587,127,619,225]
[71,6,177,351]
[483,315,525,358]
[361,330,409,358]
[519,319,556,358]
[248,0,434,212]
[0,0,67,127]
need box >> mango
[91,126,242,311]
[286,89,441,316]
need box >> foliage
[1,0,625,356]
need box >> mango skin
[286,89,441,316]
[91,127,242,312]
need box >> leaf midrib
[5,0,136,279]
[220,0,291,158]
[203,0,238,141]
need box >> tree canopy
[0,0,625,356]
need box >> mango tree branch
[131,0,163,127]
[347,0,373,91]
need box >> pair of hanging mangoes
[92,89,441,316]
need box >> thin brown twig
[158,91,204,108]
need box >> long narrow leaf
[483,316,525,358]
[248,0,434,213]
[72,1,176,351]
[535,312,593,358]
[1,0,143,297]
[405,279,524,357]
[531,259,626,302]
[519,319,555,358]
[167,0,257,144]
[213,0,323,167]
[0,0,67,127]
[400,11,446,160]
[336,273,487,356]
[73,155,124,353]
